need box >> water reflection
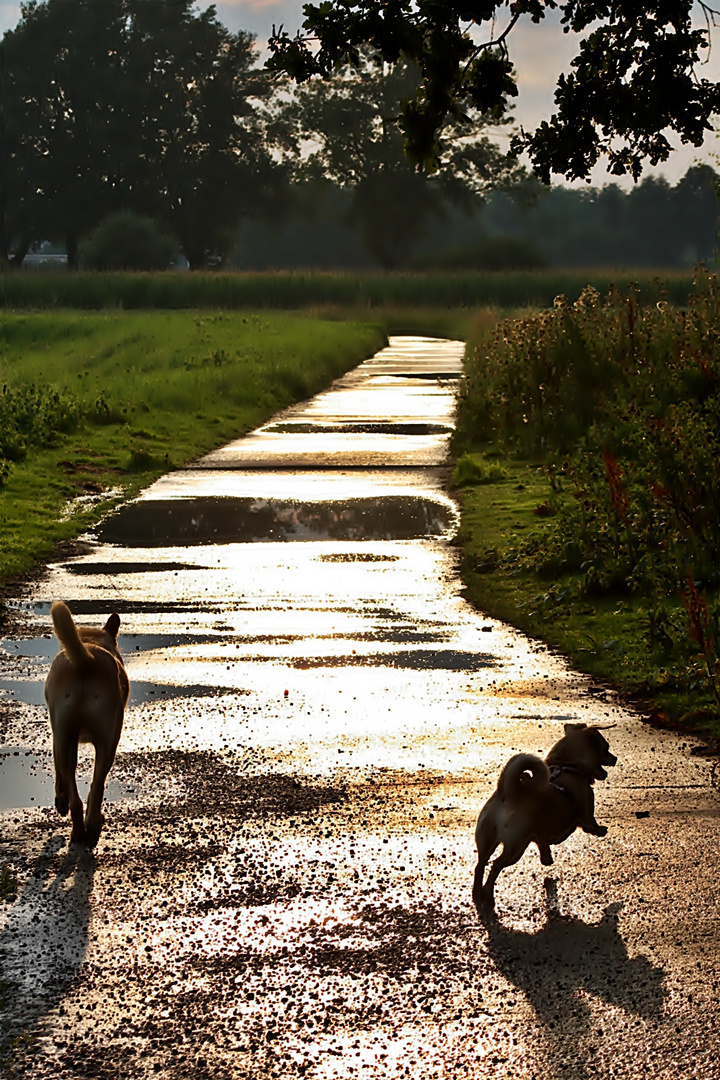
[97,495,458,547]
[0,748,140,810]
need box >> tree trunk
[66,231,79,270]
[9,243,29,268]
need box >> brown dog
[473,723,617,911]
[44,601,129,846]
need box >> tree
[272,55,528,267]
[1,0,277,268]
[268,1,720,183]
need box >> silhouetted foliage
[269,54,529,268]
[1,0,278,268]
[268,1,720,181]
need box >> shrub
[80,212,179,272]
[455,269,720,598]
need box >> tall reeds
[0,268,695,311]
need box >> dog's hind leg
[472,817,499,912]
[84,729,120,847]
[52,735,69,817]
[536,840,554,866]
[482,837,531,909]
[472,860,488,912]
[54,735,85,843]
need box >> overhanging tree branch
[268,0,720,181]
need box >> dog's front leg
[53,732,85,843]
[84,728,120,847]
[578,789,608,836]
[537,840,554,866]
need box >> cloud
[212,0,303,37]
[0,1,21,35]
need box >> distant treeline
[231,167,720,273]
[2,0,718,274]
[479,167,719,270]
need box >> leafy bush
[455,268,720,706]
[0,383,126,487]
[0,383,82,465]
[80,212,179,271]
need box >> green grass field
[0,310,385,585]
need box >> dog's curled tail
[51,601,93,668]
[498,753,550,800]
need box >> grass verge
[454,452,720,739]
[0,310,385,586]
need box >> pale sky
[2,0,719,186]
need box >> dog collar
[549,764,589,780]
[548,764,589,795]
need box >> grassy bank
[453,273,720,738]
[454,456,712,726]
[1,267,695,311]
[0,310,385,586]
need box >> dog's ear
[104,613,121,640]
[564,722,587,734]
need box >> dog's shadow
[480,879,666,1076]
[0,836,95,1042]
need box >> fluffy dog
[44,601,129,846]
[473,723,617,911]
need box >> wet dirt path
[1,336,719,1080]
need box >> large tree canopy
[1,0,277,268]
[268,0,720,182]
[270,53,529,266]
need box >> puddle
[0,749,137,811]
[65,561,204,575]
[189,337,465,470]
[97,495,458,547]
[262,422,453,435]
[0,673,240,709]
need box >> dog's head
[550,722,618,781]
